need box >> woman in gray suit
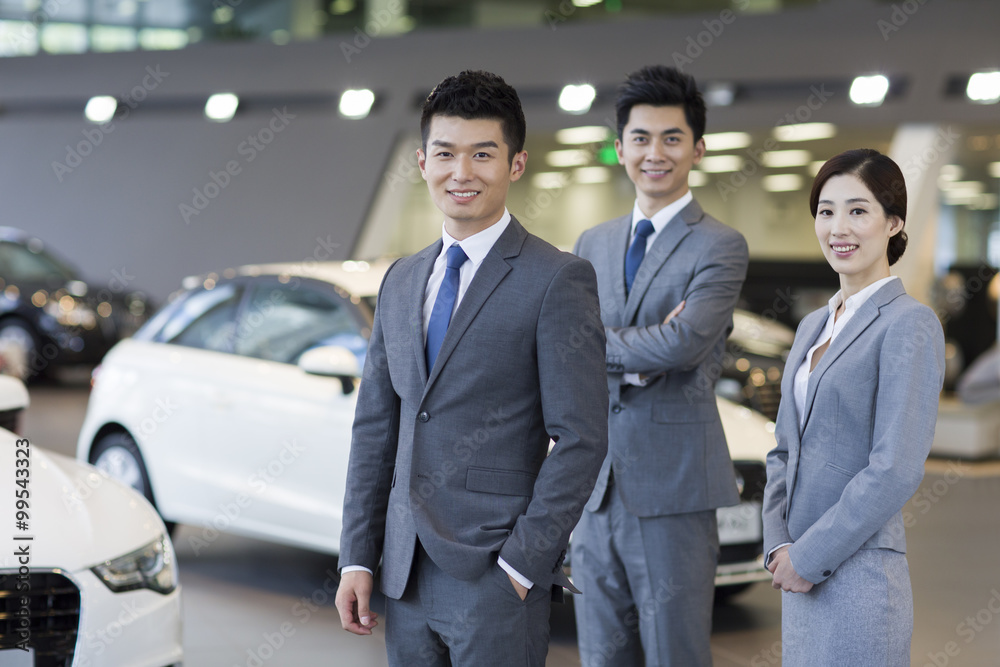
[762,148,945,665]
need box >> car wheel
[714,582,754,604]
[91,431,176,535]
[0,318,39,382]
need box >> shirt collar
[631,191,693,236]
[827,275,899,316]
[439,209,511,268]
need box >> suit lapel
[409,240,441,386]
[782,311,827,436]
[800,279,906,428]
[423,218,525,393]
[603,216,630,326]
[622,200,699,326]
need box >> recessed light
[762,150,812,168]
[703,132,751,151]
[555,126,610,144]
[699,155,744,173]
[772,123,837,142]
[849,75,889,106]
[205,93,239,122]
[558,84,596,114]
[339,89,375,119]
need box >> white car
[0,376,182,666]
[76,260,772,595]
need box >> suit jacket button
[823,570,832,577]
[418,411,430,422]
[611,405,622,414]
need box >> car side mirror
[298,345,361,394]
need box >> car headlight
[91,535,177,595]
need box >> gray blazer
[339,217,609,599]
[573,198,748,516]
[762,279,945,584]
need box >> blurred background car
[0,227,151,382]
[716,309,795,421]
[0,374,182,666]
[77,259,773,598]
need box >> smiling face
[417,115,527,240]
[615,104,705,217]
[814,173,904,297]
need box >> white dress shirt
[344,210,534,589]
[622,192,693,387]
[767,275,899,566]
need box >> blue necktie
[426,244,468,371]
[624,218,654,295]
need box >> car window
[163,283,242,352]
[234,281,364,365]
[0,241,76,283]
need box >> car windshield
[0,239,78,283]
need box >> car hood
[717,396,777,462]
[0,437,166,572]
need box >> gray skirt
[781,548,912,667]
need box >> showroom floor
[25,380,1000,667]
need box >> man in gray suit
[335,70,608,667]
[572,65,749,666]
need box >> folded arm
[604,231,748,376]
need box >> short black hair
[810,148,908,266]
[420,70,526,165]
[615,65,707,143]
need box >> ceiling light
[940,181,984,194]
[555,126,610,144]
[205,93,239,122]
[939,164,963,182]
[546,149,590,167]
[558,84,596,114]
[572,0,602,7]
[532,172,570,190]
[84,96,117,123]
[688,170,708,187]
[703,132,751,151]
[762,150,812,168]
[772,122,837,142]
[988,162,1000,179]
[339,89,375,119]
[704,82,735,107]
[699,155,744,173]
[850,75,889,106]
[574,166,610,184]
[966,71,1000,104]
[763,174,804,192]
[809,160,825,176]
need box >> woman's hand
[768,545,814,593]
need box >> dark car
[716,309,795,421]
[0,227,151,380]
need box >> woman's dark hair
[420,70,526,165]
[810,148,908,266]
[615,65,706,143]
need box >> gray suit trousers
[572,485,718,667]
[385,543,552,667]
[781,548,912,666]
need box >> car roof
[183,259,396,299]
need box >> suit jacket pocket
[466,467,537,497]
[651,401,717,424]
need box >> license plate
[0,647,34,667]
[717,501,762,545]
